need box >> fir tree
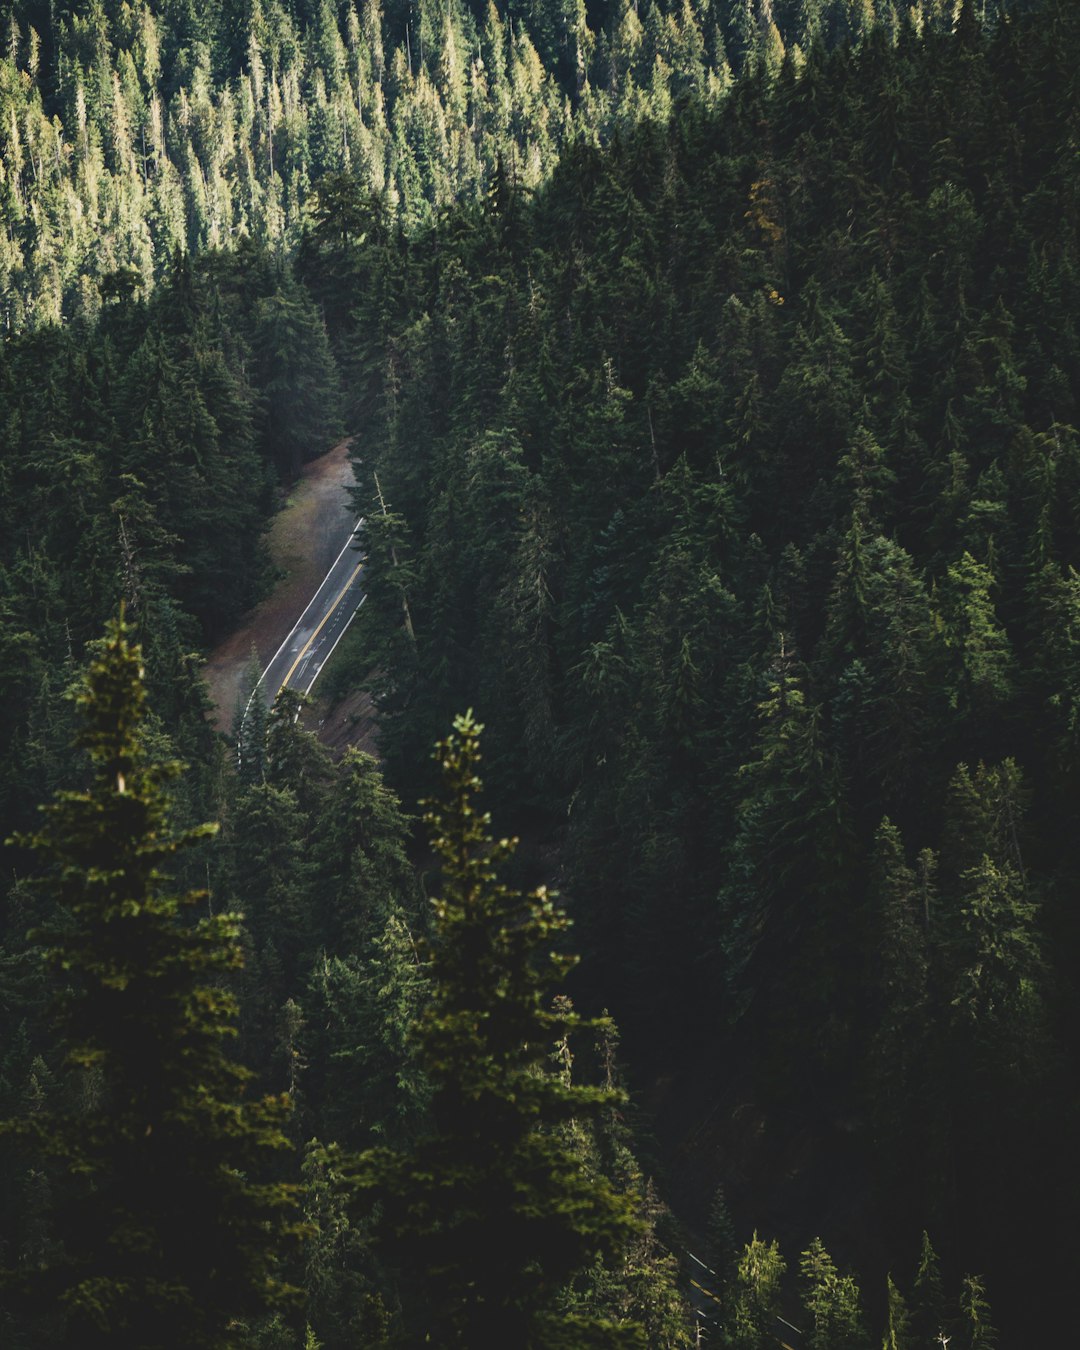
[910,1232,947,1349]
[349,711,643,1347]
[0,613,300,1349]
[957,1274,996,1350]
[727,1233,786,1350]
[882,1273,913,1350]
[799,1237,870,1350]
[706,1182,738,1281]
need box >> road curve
[256,520,366,707]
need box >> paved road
[682,1251,801,1347]
[258,520,366,706]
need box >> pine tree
[882,1273,913,1350]
[706,1182,738,1280]
[957,1274,996,1350]
[931,551,1013,736]
[349,711,643,1347]
[949,853,1045,1039]
[727,1233,786,1350]
[561,1009,694,1347]
[799,1237,870,1350]
[910,1231,947,1349]
[251,273,344,481]
[0,613,299,1348]
[305,911,431,1151]
[299,1139,390,1348]
[308,745,418,954]
[718,637,855,1079]
[867,819,930,1149]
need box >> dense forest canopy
[337,2,1080,1334]
[0,0,1019,324]
[1,0,1077,1346]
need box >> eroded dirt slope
[203,442,358,733]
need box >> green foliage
[799,1237,870,1350]
[559,1015,694,1347]
[251,276,343,480]
[305,916,431,1151]
[298,1142,390,1349]
[931,552,1013,725]
[0,2,1074,1345]
[350,712,643,1347]
[0,613,300,1348]
[340,8,1079,1336]
[865,821,944,1233]
[949,853,1044,1035]
[726,1233,786,1350]
[957,1274,997,1350]
[882,1274,913,1350]
[706,1183,738,1282]
[0,0,777,324]
[910,1232,947,1348]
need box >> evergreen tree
[235,644,269,785]
[867,819,931,1153]
[305,911,431,1152]
[308,745,418,955]
[726,1233,786,1350]
[298,1140,390,1349]
[251,273,344,481]
[799,1237,870,1350]
[910,1232,947,1349]
[349,711,643,1347]
[718,637,855,1079]
[882,1274,913,1350]
[561,1010,694,1347]
[931,552,1013,746]
[956,1274,996,1350]
[0,613,299,1348]
[706,1182,738,1281]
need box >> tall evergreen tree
[726,1233,786,1350]
[798,1237,870,1350]
[349,711,643,1347]
[957,1274,996,1350]
[910,1231,947,1349]
[0,613,299,1349]
[882,1273,913,1350]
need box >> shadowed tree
[882,1273,913,1350]
[726,1233,786,1350]
[911,1231,947,1349]
[798,1237,870,1350]
[348,711,643,1347]
[0,613,300,1349]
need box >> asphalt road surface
[258,520,366,705]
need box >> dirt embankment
[202,441,359,734]
[300,684,380,759]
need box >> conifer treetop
[3,611,301,1350]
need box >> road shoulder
[202,441,357,732]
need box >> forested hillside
[0,1,1075,1346]
[337,0,1080,1337]
[1,0,1013,324]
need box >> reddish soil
[203,441,358,733]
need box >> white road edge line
[302,592,366,696]
[239,515,364,735]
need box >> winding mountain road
[203,441,367,732]
[257,522,366,704]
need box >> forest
[0,0,1073,1346]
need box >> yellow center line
[689,1276,724,1307]
[280,561,364,692]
